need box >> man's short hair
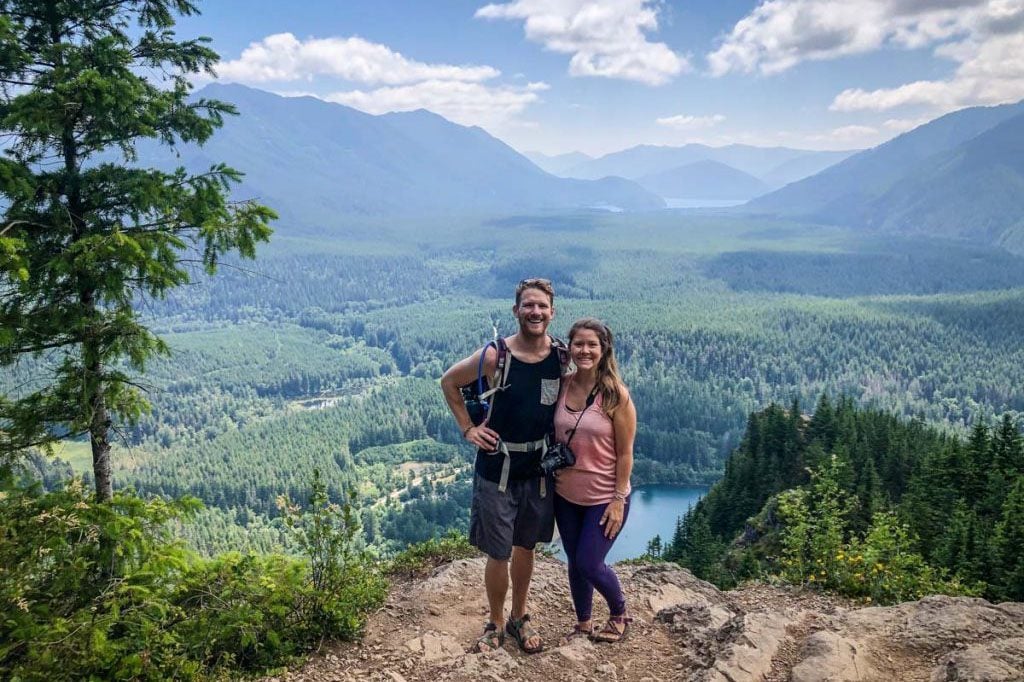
[515,277,555,306]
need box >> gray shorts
[469,473,555,561]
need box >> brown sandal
[471,622,505,653]
[591,615,632,643]
[505,614,544,654]
[559,623,593,646]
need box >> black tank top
[475,344,562,482]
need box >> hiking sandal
[559,623,593,646]
[471,621,505,653]
[591,615,632,644]
[505,613,544,654]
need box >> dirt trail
[266,556,1024,682]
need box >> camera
[539,441,576,475]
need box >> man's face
[513,287,554,338]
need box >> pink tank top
[553,381,630,506]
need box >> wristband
[462,424,474,438]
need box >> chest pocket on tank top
[540,377,560,406]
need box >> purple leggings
[554,493,629,622]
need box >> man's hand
[465,424,500,451]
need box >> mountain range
[529,143,856,200]
[136,84,664,232]
[139,84,1024,251]
[746,100,1024,252]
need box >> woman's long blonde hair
[568,317,625,418]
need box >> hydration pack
[460,336,570,427]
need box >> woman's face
[570,328,603,372]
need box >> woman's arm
[600,384,636,538]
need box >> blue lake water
[663,198,748,208]
[551,484,709,564]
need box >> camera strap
[564,385,599,447]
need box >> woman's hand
[600,498,625,539]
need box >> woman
[554,317,636,644]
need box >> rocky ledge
[266,556,1024,681]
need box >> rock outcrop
[266,556,1024,681]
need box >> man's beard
[518,316,548,338]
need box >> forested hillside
[746,99,1024,251]
[666,398,1024,603]
[10,214,1020,556]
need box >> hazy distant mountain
[524,150,594,176]
[760,150,858,189]
[636,160,770,200]
[746,100,1024,227]
[563,143,855,185]
[860,110,1024,246]
[564,144,718,180]
[135,84,662,231]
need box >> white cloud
[211,33,545,130]
[754,125,883,149]
[656,113,726,129]
[827,124,879,140]
[707,1,982,76]
[325,80,545,128]
[883,116,932,131]
[830,30,1024,111]
[709,0,1024,113]
[475,0,689,85]
[216,33,498,85]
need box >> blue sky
[180,0,1024,156]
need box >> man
[440,278,565,654]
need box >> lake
[551,484,709,564]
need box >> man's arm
[440,345,500,451]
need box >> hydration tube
[476,340,495,406]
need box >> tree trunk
[82,312,113,502]
[89,368,114,502]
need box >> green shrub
[173,552,309,670]
[0,478,203,680]
[387,530,477,577]
[0,471,387,680]
[775,459,980,604]
[279,469,388,640]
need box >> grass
[53,440,93,475]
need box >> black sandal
[471,621,505,653]
[591,615,632,643]
[505,614,544,654]
[559,623,593,646]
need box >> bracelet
[612,491,627,502]
[462,424,474,438]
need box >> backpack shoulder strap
[550,336,572,376]
[479,337,511,400]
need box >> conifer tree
[992,477,1024,600]
[0,0,275,501]
[964,419,990,501]
[992,414,1023,473]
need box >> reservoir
[552,484,709,564]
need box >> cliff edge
[267,556,1024,681]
